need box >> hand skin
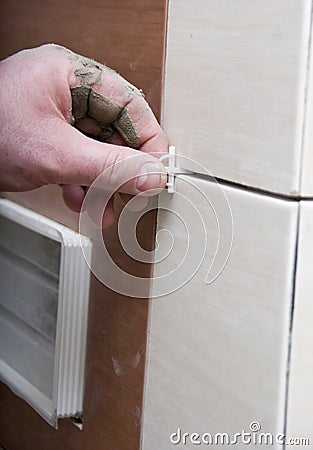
[0,44,168,224]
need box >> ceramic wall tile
[163,0,312,196]
[286,201,313,443]
[142,176,299,449]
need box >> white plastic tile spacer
[160,145,175,194]
[167,145,175,193]
[159,146,195,193]
[159,145,176,194]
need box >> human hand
[0,44,168,217]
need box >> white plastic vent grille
[0,199,92,427]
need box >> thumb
[49,119,168,194]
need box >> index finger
[66,49,168,157]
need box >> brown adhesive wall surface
[0,1,167,449]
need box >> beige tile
[163,0,312,195]
[142,176,298,449]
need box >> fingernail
[136,163,167,191]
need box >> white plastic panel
[0,199,92,427]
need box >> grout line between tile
[282,202,301,449]
[176,171,313,202]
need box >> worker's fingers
[48,118,167,194]
[83,190,116,229]
[61,184,116,227]
[0,44,169,202]
[61,184,85,212]
[65,46,168,156]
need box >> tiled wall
[142,1,313,448]
[0,1,168,449]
